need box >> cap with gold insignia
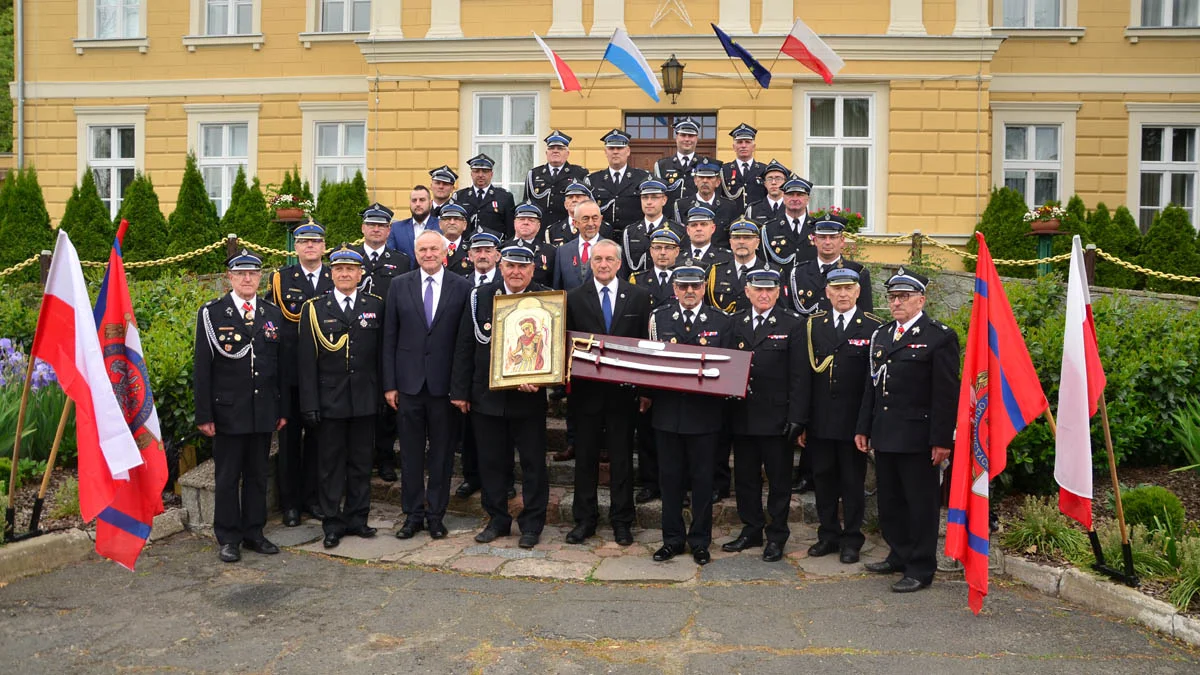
[545,130,572,147]
[687,205,716,223]
[359,202,394,225]
[470,231,501,250]
[674,117,700,135]
[650,228,681,246]
[885,267,928,294]
[693,158,722,177]
[728,218,760,238]
[813,214,848,235]
[429,165,458,184]
[293,222,326,240]
[783,177,813,194]
[439,202,468,220]
[763,159,790,178]
[638,179,667,195]
[670,265,706,284]
[730,123,758,140]
[746,269,781,288]
[601,129,632,147]
[514,202,542,220]
[500,245,535,264]
[227,248,263,271]
[329,244,364,266]
[564,182,592,198]
[826,267,860,286]
[466,153,495,170]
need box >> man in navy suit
[382,230,472,540]
[386,186,441,259]
[552,199,603,291]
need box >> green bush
[50,476,80,519]
[1002,495,1089,559]
[116,173,169,277]
[222,165,249,231]
[966,187,1037,278]
[224,174,276,249]
[59,169,117,265]
[166,153,223,274]
[1090,203,1144,290]
[1121,485,1186,534]
[1172,398,1200,473]
[1137,205,1200,296]
[1171,536,1200,611]
[0,283,43,346]
[279,166,314,205]
[1049,195,1091,276]
[0,168,54,283]
[312,171,368,246]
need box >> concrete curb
[0,528,94,584]
[1002,553,1200,647]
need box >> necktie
[793,218,801,233]
[424,277,435,327]
[477,274,488,287]
[894,324,905,342]
[551,167,558,178]
[370,251,379,263]
[738,265,748,281]
[582,241,590,264]
[601,287,613,332]
[343,296,353,316]
[684,309,694,329]
[772,202,779,215]
[836,313,846,338]
[693,248,702,258]
[820,263,833,275]
[681,156,690,169]
[307,272,316,288]
[242,301,254,323]
[754,315,763,331]
[612,171,621,184]
[659,271,668,285]
[477,189,485,201]
[741,162,749,175]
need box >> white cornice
[15,75,368,100]
[357,34,1006,64]
[991,73,1200,94]
[990,101,1082,112]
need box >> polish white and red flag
[30,231,143,541]
[533,33,582,93]
[780,18,845,85]
[1055,235,1106,529]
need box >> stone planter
[274,207,305,221]
[1030,218,1060,233]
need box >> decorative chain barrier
[1095,249,1200,283]
[0,255,41,279]
[242,238,365,258]
[78,240,229,269]
[918,235,1073,267]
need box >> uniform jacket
[629,268,677,309]
[654,154,699,212]
[524,162,589,224]
[721,159,768,210]
[265,263,334,361]
[798,308,883,440]
[386,216,441,259]
[728,307,806,436]
[543,218,614,248]
[353,244,412,302]
[450,281,552,418]
[672,194,742,248]
[382,269,472,397]
[706,257,782,314]
[193,294,287,435]
[647,302,731,435]
[680,245,733,271]
[297,291,385,419]
[501,237,557,288]
[443,236,474,277]
[565,279,652,414]
[586,166,651,234]
[454,185,516,239]
[621,217,685,274]
[760,213,817,273]
[788,257,873,316]
[747,197,788,228]
[855,312,960,453]
[552,235,598,291]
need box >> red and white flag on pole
[1055,235,1106,529]
[533,33,582,92]
[780,18,845,85]
[31,231,143,529]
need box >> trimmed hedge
[59,169,116,264]
[966,187,1036,278]
[311,171,368,246]
[166,153,223,274]
[1138,205,1200,296]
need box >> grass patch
[1001,495,1089,560]
[49,476,80,519]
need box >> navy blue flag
[711,23,771,89]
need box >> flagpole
[25,400,74,538]
[4,351,37,540]
[1099,393,1137,582]
[585,31,616,100]
[725,55,756,99]
[1043,407,1109,567]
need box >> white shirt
[643,215,664,230]
[299,263,323,289]
[610,168,625,183]
[690,243,711,259]
[677,153,695,165]
[229,292,257,314]
[817,255,843,269]
[333,289,358,312]
[363,243,386,261]
[766,197,784,211]
[735,255,758,271]
[896,311,923,338]
[579,234,600,260]
[653,266,673,283]
[593,277,619,302]
[412,215,430,238]
[420,267,444,317]
[833,307,856,331]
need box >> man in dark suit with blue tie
[386,186,441,259]
[552,199,603,291]
[382,230,472,540]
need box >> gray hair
[592,238,622,259]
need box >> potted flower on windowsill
[269,193,314,222]
[1023,203,1067,233]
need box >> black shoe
[518,532,540,549]
[807,540,837,557]
[840,548,860,564]
[305,504,326,520]
[653,543,683,562]
[565,524,595,545]
[507,486,517,500]
[762,541,784,562]
[892,576,930,593]
[692,547,711,565]
[613,525,634,547]
[721,535,763,553]
[218,543,241,563]
[323,534,340,549]
[474,526,509,544]
[428,521,448,539]
[711,490,730,503]
[395,520,424,539]
[865,560,901,574]
[635,487,660,504]
[283,509,301,527]
[455,481,480,498]
[682,494,691,508]
[348,526,377,538]
[378,466,398,483]
[791,477,814,494]
[243,538,279,555]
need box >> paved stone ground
[1,511,1198,674]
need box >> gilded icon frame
[488,290,568,390]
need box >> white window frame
[797,89,883,233]
[1127,0,1200,41]
[183,0,264,51]
[300,0,371,47]
[459,82,552,199]
[467,92,542,196]
[300,101,369,198]
[1001,124,1064,208]
[1126,103,1200,231]
[992,0,1083,40]
[990,102,1079,209]
[185,104,260,218]
[74,0,149,54]
[75,106,147,220]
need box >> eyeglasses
[673,282,703,289]
[887,293,918,303]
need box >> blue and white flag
[603,28,662,102]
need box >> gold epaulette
[863,311,884,325]
[271,271,302,324]
[808,309,828,320]
[628,272,638,285]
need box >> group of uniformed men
[193,119,960,594]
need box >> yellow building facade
[14,0,1200,265]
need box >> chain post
[909,229,922,265]
[39,250,52,286]
[1085,243,1097,286]
[225,233,240,259]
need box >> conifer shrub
[1090,203,1144,289]
[965,187,1036,278]
[1137,205,1200,296]
[311,172,368,246]
[0,168,54,283]
[166,153,223,274]
[116,173,170,277]
[59,169,116,264]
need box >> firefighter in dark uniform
[543,182,614,247]
[654,117,701,214]
[673,159,742,247]
[354,202,412,483]
[798,267,883,565]
[646,265,732,566]
[788,214,873,318]
[721,123,768,210]
[523,130,588,224]
[629,227,682,310]
[587,129,650,236]
[761,176,818,275]
[680,205,733,270]
[440,203,475,277]
[856,268,960,593]
[428,165,458,218]
[722,269,805,562]
[264,222,332,526]
[454,153,515,239]
[622,179,686,275]
[502,202,557,288]
[298,245,384,549]
[706,218,781,315]
[194,250,287,563]
[746,159,790,225]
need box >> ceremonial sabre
[571,336,731,362]
[571,350,720,378]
